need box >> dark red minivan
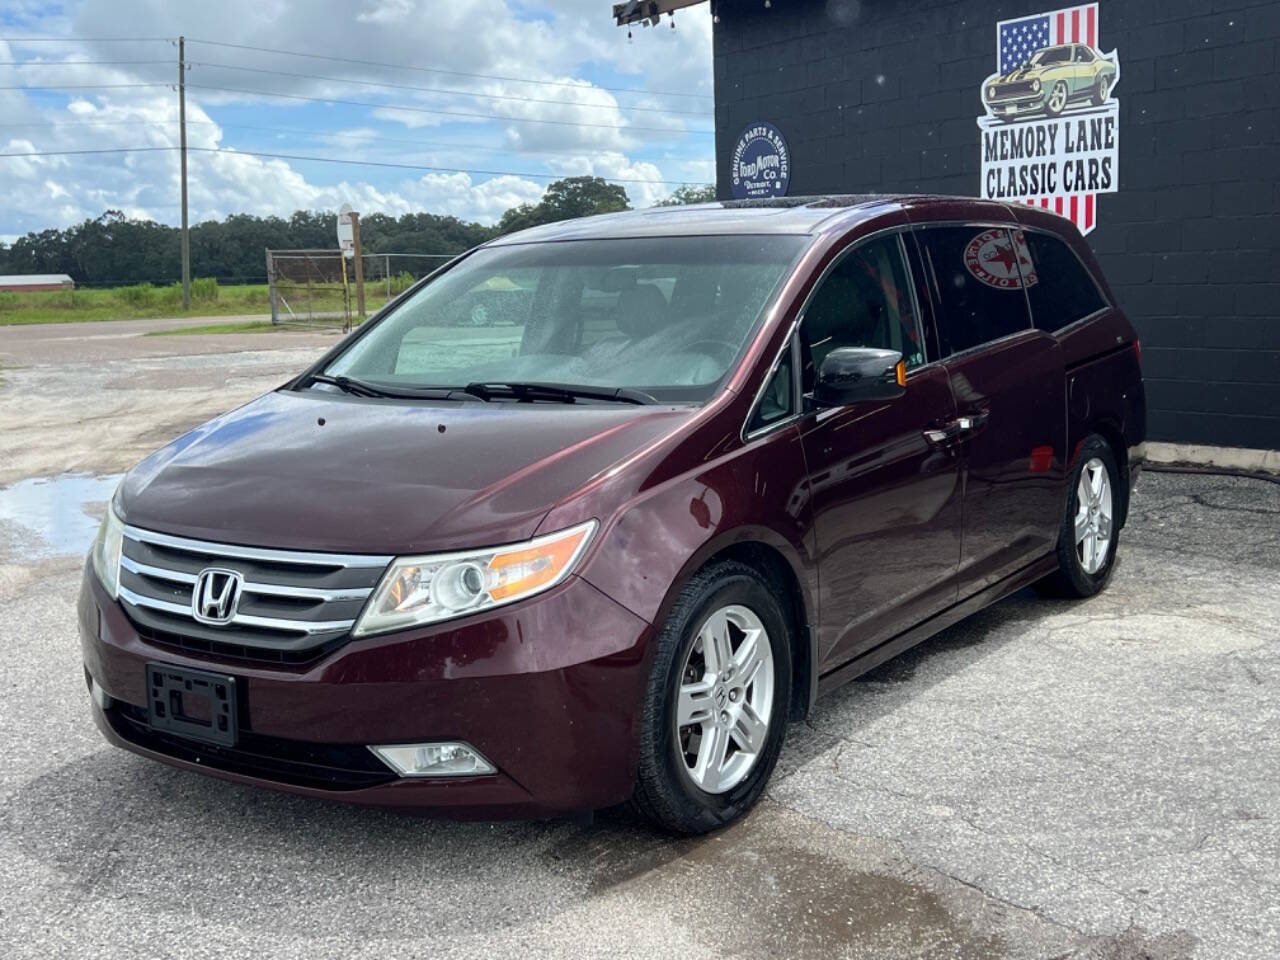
[81,195,1145,833]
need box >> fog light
[369,742,496,778]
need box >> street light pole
[178,35,191,310]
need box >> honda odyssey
[81,195,1145,834]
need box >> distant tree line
[0,178,716,287]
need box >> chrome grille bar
[119,586,358,636]
[123,525,393,568]
[117,525,390,656]
[120,555,372,602]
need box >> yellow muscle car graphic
[982,43,1117,120]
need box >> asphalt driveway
[1,319,1276,959]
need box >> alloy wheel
[1048,81,1068,114]
[675,604,775,795]
[1075,456,1113,574]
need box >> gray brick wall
[711,0,1280,450]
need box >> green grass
[144,320,279,337]
[0,282,273,325]
[0,279,397,325]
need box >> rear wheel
[1036,434,1121,598]
[1091,76,1109,105]
[629,560,792,834]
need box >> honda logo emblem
[192,568,243,625]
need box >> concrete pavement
[1,330,1277,959]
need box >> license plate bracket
[146,664,238,747]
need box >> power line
[0,81,711,134]
[185,83,713,134]
[0,36,172,42]
[0,145,710,186]
[185,37,713,102]
[0,119,706,166]
[0,59,174,66]
[187,60,712,117]
[0,82,170,91]
[0,57,711,117]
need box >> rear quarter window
[1018,231,1109,332]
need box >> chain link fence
[265,250,453,330]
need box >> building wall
[0,283,71,292]
[712,0,1280,449]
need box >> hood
[997,62,1046,82]
[119,389,695,554]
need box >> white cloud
[0,0,714,236]
[356,0,416,24]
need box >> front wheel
[1036,434,1121,598]
[629,560,792,834]
[1045,80,1069,117]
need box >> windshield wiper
[304,373,462,401]
[461,381,658,405]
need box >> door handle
[924,410,989,446]
[923,421,963,445]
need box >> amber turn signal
[895,359,907,388]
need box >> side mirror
[813,347,906,407]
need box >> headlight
[1031,78,1041,92]
[353,520,597,637]
[91,502,125,600]
[988,85,996,98]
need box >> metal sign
[337,203,356,259]
[976,3,1120,235]
[730,123,790,200]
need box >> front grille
[119,525,390,664]
[991,80,1037,98]
[109,701,397,791]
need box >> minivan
[81,195,1145,834]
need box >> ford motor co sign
[731,123,791,200]
[977,2,1119,234]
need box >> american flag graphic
[998,3,1102,234]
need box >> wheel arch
[695,539,816,721]
[1081,417,1130,528]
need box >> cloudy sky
[0,0,715,239]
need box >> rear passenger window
[1016,231,1108,332]
[916,227,1032,356]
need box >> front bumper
[79,565,654,818]
[986,92,1048,117]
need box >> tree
[540,176,630,220]
[0,179,640,285]
[495,176,631,236]
[655,184,717,206]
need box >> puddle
[0,472,122,559]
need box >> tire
[629,560,793,835]
[1036,434,1121,598]
[1045,80,1069,117]
[1091,76,1109,106]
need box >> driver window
[798,234,923,394]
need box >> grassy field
[0,278,400,326]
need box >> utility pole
[178,35,191,310]
[351,212,366,320]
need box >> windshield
[1030,46,1071,65]
[323,234,809,402]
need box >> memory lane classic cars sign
[730,122,791,200]
[977,3,1119,235]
